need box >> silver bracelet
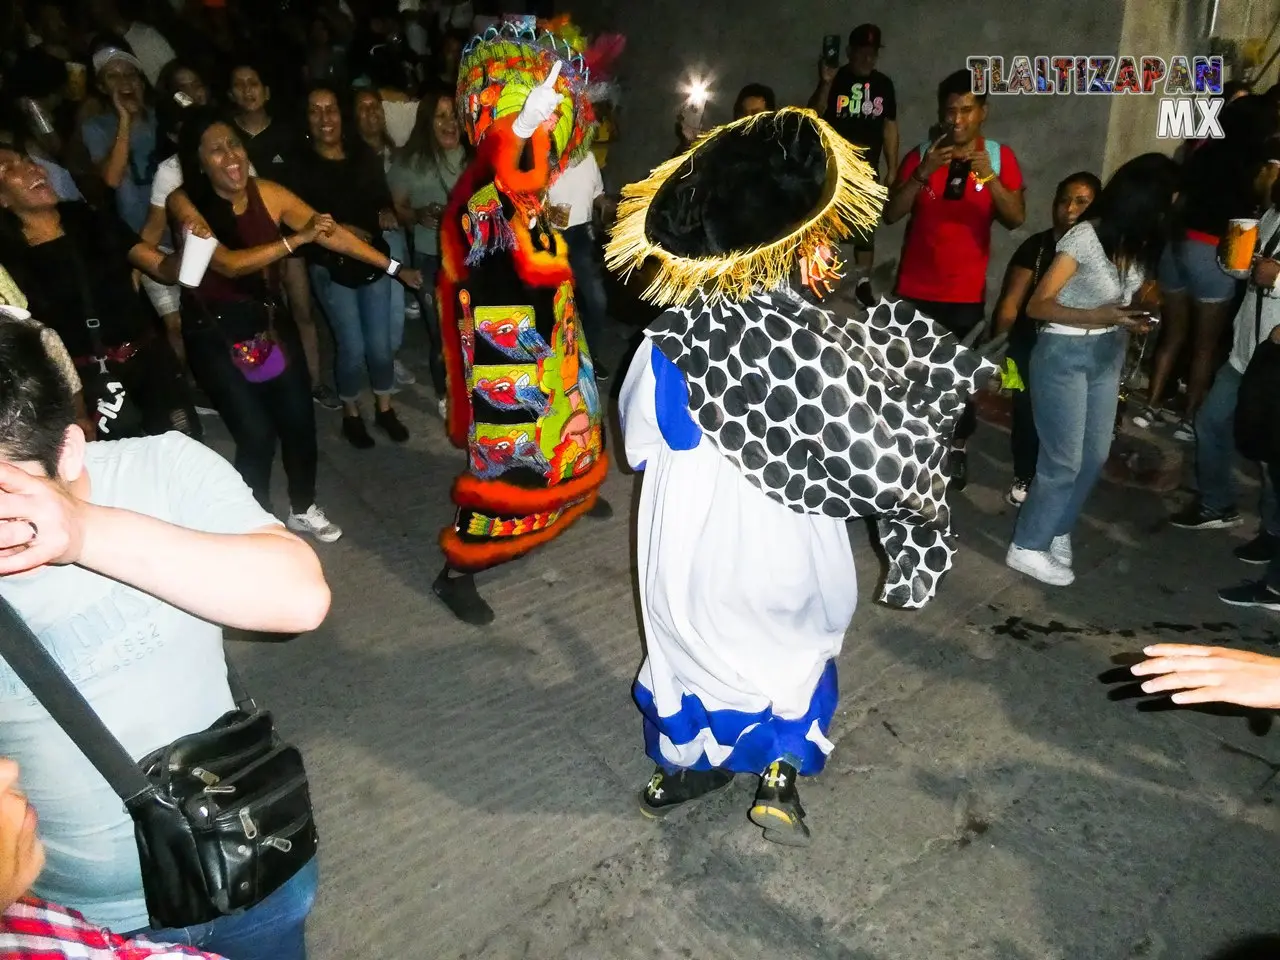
[282,236,294,255]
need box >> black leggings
[1006,333,1039,480]
[184,321,318,513]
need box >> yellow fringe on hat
[605,107,887,307]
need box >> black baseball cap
[849,24,883,50]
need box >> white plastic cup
[178,228,218,288]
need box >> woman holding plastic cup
[168,108,419,541]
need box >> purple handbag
[230,331,287,383]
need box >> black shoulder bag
[0,595,317,929]
[1234,225,1280,465]
[68,250,145,439]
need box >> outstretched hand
[1131,643,1280,709]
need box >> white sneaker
[1006,544,1074,586]
[437,397,447,420]
[393,360,417,386]
[1049,534,1073,568]
[287,504,343,543]
[404,300,421,320]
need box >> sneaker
[1049,534,1073,568]
[639,765,734,819]
[1169,503,1243,530]
[749,760,810,847]
[1005,477,1030,506]
[312,385,341,410]
[432,568,494,625]
[286,504,343,543]
[342,414,375,449]
[393,359,417,386]
[1130,404,1161,429]
[587,496,614,519]
[1218,580,1280,611]
[592,362,611,383]
[948,448,969,492]
[374,407,409,443]
[437,397,448,420]
[1234,532,1279,566]
[1005,543,1075,586]
[1172,419,1196,442]
[404,299,422,320]
[854,279,876,309]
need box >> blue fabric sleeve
[651,345,701,451]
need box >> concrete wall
[568,0,1124,300]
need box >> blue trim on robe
[633,661,839,776]
[652,344,701,451]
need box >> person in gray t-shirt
[1006,153,1179,588]
[0,321,330,955]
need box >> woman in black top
[990,171,1101,506]
[228,60,335,410]
[0,146,198,440]
[291,83,414,448]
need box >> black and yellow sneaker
[638,765,734,819]
[749,760,810,847]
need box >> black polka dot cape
[645,288,999,609]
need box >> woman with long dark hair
[1006,153,1180,586]
[388,86,467,413]
[168,108,419,538]
[291,84,412,447]
[0,146,198,440]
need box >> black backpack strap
[0,595,152,803]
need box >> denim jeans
[184,321,317,512]
[310,265,396,401]
[1013,329,1127,551]
[385,229,409,354]
[1194,361,1280,533]
[564,223,608,352]
[133,857,318,960]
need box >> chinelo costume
[433,20,610,625]
[608,107,998,844]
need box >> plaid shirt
[0,897,225,959]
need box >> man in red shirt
[884,69,1026,489]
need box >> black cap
[849,24,883,50]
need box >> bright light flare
[683,75,711,107]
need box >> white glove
[513,60,563,139]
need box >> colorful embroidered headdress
[606,107,886,307]
[456,19,596,179]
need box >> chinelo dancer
[608,106,997,845]
[433,22,610,625]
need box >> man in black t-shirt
[809,23,898,308]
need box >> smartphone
[822,35,841,68]
[943,157,971,200]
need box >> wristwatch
[385,258,402,278]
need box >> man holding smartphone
[809,23,898,308]
[882,68,1026,490]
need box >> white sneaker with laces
[1172,419,1195,442]
[404,300,421,320]
[1049,534,1072,568]
[1006,544,1074,586]
[437,397,447,420]
[287,504,343,543]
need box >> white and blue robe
[619,292,996,777]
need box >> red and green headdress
[457,19,596,180]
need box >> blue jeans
[564,223,608,351]
[310,265,395,401]
[1194,361,1279,532]
[1014,330,1127,551]
[133,857,317,960]
[385,229,409,354]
